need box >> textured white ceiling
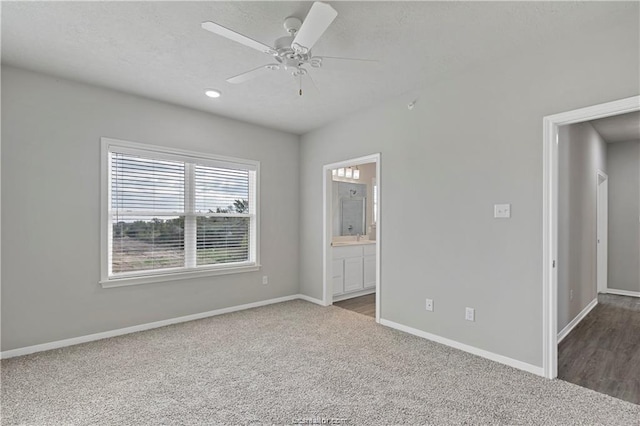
[591,111,640,143]
[2,1,637,134]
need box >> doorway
[542,95,640,381]
[322,154,381,322]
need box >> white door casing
[542,95,640,379]
[322,153,381,323]
[596,170,608,294]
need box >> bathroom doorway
[322,154,381,322]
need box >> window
[101,138,259,287]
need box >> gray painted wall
[607,140,640,293]
[1,66,300,351]
[299,22,639,367]
[557,122,606,332]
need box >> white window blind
[111,153,185,274]
[102,139,259,285]
[194,165,253,267]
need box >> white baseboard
[557,298,597,343]
[603,288,640,298]
[379,318,545,377]
[0,294,300,359]
[333,288,375,302]
[296,294,326,306]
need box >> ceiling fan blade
[291,2,338,54]
[316,56,378,63]
[202,21,276,55]
[226,64,280,84]
[314,56,379,72]
[305,71,320,94]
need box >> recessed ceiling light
[205,89,221,98]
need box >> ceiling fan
[201,2,376,95]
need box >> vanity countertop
[331,239,376,247]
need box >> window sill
[100,264,261,288]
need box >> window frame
[100,137,260,288]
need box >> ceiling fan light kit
[201,1,376,96]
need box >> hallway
[558,294,640,405]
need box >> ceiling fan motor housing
[274,35,311,72]
[274,35,295,52]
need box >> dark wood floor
[558,293,640,405]
[334,293,375,318]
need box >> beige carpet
[2,300,638,425]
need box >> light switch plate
[494,204,511,219]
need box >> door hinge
[553,260,556,268]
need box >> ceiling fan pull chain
[299,74,303,96]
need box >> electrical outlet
[570,289,574,300]
[425,298,434,312]
[465,307,475,322]
[262,275,269,285]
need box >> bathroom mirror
[333,182,367,237]
[340,198,366,236]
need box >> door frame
[596,170,608,294]
[542,95,639,379]
[322,153,381,323]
